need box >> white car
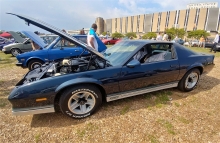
[184,40,199,47]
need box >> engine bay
[17,55,110,85]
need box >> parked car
[8,13,215,119]
[115,37,129,44]
[2,31,32,56]
[16,31,107,70]
[102,37,120,45]
[171,39,184,45]
[0,36,14,50]
[184,40,199,47]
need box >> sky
[0,0,219,33]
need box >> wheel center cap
[80,101,85,105]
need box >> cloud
[0,0,219,32]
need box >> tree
[165,28,186,39]
[111,32,124,38]
[187,30,210,39]
[125,32,137,39]
[101,31,107,36]
[142,32,157,39]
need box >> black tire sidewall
[59,85,102,119]
[178,68,200,92]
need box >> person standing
[79,28,85,35]
[162,32,168,41]
[87,23,107,52]
[156,32,162,41]
[210,32,219,53]
[199,35,205,48]
[31,31,40,51]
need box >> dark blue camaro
[8,13,215,119]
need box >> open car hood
[7,13,106,60]
[8,31,25,43]
[22,31,47,48]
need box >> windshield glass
[23,38,30,44]
[102,41,142,66]
[45,36,60,49]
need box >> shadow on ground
[30,74,220,128]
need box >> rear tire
[28,59,44,70]
[11,48,21,57]
[107,42,110,45]
[59,84,102,119]
[178,68,200,92]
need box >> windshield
[23,38,30,44]
[102,41,142,66]
[45,36,60,49]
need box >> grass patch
[177,116,190,124]
[154,91,172,105]
[0,98,8,108]
[174,102,180,107]
[0,52,16,68]
[76,122,98,138]
[148,135,159,143]
[34,134,41,143]
[158,119,175,135]
[186,47,220,58]
[120,105,130,115]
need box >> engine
[19,56,108,85]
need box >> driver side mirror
[127,59,140,68]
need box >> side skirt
[12,105,55,116]
[106,82,178,102]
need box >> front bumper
[12,105,55,115]
[2,48,11,54]
[16,62,26,68]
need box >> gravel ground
[0,58,220,143]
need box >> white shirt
[156,35,162,41]
[87,29,98,51]
[162,34,168,41]
[214,34,219,43]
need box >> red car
[102,37,120,45]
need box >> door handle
[75,50,79,52]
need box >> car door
[22,40,32,52]
[118,43,180,92]
[48,39,83,60]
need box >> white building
[67,28,90,35]
[187,2,218,9]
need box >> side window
[77,37,87,44]
[53,39,76,49]
[134,44,176,64]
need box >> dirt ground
[0,58,220,143]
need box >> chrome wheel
[185,72,199,89]
[68,91,96,115]
[11,49,21,56]
[32,63,41,69]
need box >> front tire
[59,85,102,119]
[11,48,21,57]
[178,69,200,92]
[107,42,110,45]
[28,59,44,70]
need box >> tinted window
[76,37,87,44]
[136,43,175,63]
